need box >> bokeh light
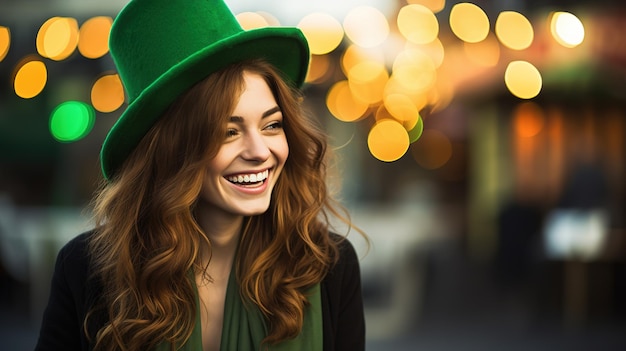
[392,49,437,95]
[449,2,490,43]
[49,101,96,142]
[505,60,542,99]
[407,0,446,13]
[13,58,47,99]
[298,12,344,55]
[368,119,410,162]
[91,74,125,113]
[36,17,79,61]
[383,93,420,130]
[306,54,331,83]
[550,11,585,48]
[495,11,534,50]
[236,12,270,29]
[343,6,389,48]
[78,16,112,59]
[408,115,424,143]
[513,102,545,138]
[405,38,445,68]
[326,80,369,122]
[397,4,439,45]
[341,44,386,77]
[0,26,9,62]
[348,60,389,105]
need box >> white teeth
[227,170,268,184]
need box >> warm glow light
[551,12,585,48]
[405,38,445,68]
[513,102,545,138]
[326,80,369,122]
[341,44,386,77]
[343,6,389,48]
[397,4,439,45]
[306,54,331,83]
[392,49,437,94]
[407,0,446,13]
[505,60,542,99]
[348,60,389,105]
[37,17,79,61]
[411,129,452,169]
[236,12,269,29]
[464,32,500,67]
[298,13,344,55]
[384,93,419,130]
[495,11,534,50]
[78,16,112,59]
[13,58,47,99]
[384,77,428,112]
[449,3,490,43]
[368,119,410,162]
[91,74,125,113]
[0,26,9,62]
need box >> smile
[225,169,269,187]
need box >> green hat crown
[101,0,310,180]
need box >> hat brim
[101,27,309,180]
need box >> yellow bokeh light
[91,74,125,113]
[298,12,344,55]
[397,4,439,45]
[464,32,500,67]
[343,6,389,48]
[384,94,419,130]
[504,60,542,99]
[495,11,534,50]
[411,129,452,169]
[550,12,585,48]
[449,3,490,43]
[392,49,437,94]
[78,16,112,59]
[341,44,386,77]
[0,26,10,62]
[306,54,331,83]
[236,12,269,30]
[368,119,410,162]
[384,77,428,111]
[407,0,446,13]
[405,38,445,68]
[348,60,389,105]
[14,58,47,99]
[37,17,79,61]
[326,80,369,122]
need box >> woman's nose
[241,131,271,162]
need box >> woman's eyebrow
[229,105,281,123]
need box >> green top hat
[100,0,310,180]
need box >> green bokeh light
[49,101,95,142]
[408,114,424,143]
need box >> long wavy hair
[87,59,351,350]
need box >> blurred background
[1,0,625,350]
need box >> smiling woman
[34,0,366,350]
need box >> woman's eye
[265,121,283,130]
[226,128,239,138]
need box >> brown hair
[87,60,349,350]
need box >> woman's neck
[196,207,243,271]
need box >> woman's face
[198,71,289,218]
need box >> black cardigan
[34,231,365,351]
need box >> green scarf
[156,270,323,350]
